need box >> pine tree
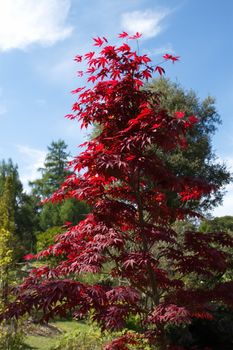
[0,159,39,257]
[0,176,25,349]
[0,176,15,304]
[30,139,70,199]
[30,140,89,230]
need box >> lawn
[24,320,88,350]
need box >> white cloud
[0,0,73,51]
[17,145,46,190]
[121,9,169,39]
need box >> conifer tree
[0,175,15,305]
[0,159,39,256]
[0,176,24,349]
[30,140,89,230]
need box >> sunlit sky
[0,0,232,216]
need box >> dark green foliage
[39,199,90,231]
[30,140,90,231]
[36,226,62,253]
[200,215,233,233]
[0,160,38,257]
[146,78,231,212]
[168,307,233,350]
[15,194,39,254]
[0,176,26,349]
[200,216,233,282]
[30,139,70,199]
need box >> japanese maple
[4,34,233,350]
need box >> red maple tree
[5,34,233,350]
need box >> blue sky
[0,0,232,216]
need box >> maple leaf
[117,43,131,52]
[74,55,82,62]
[87,75,97,83]
[118,31,129,38]
[129,32,142,39]
[155,66,165,75]
[188,115,199,124]
[142,69,152,80]
[71,87,85,94]
[93,37,104,47]
[174,111,185,119]
[77,71,83,77]
[163,53,180,63]
[141,54,151,63]
[85,51,95,60]
[24,253,34,261]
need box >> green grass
[24,320,88,350]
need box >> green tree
[0,159,39,257]
[30,140,90,231]
[200,215,233,233]
[0,176,25,349]
[0,159,22,214]
[146,78,231,212]
[0,176,14,304]
[30,139,70,199]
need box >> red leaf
[85,51,95,60]
[129,32,142,39]
[118,31,128,38]
[77,71,83,77]
[141,54,151,63]
[93,37,104,47]
[117,43,131,52]
[87,75,97,83]
[174,111,185,119]
[142,69,152,80]
[163,53,180,63]
[188,115,199,124]
[74,55,82,62]
[155,66,165,75]
[71,87,85,94]
[24,253,34,261]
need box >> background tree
[0,159,38,257]
[30,140,89,231]
[0,176,25,349]
[5,34,233,350]
[30,140,70,199]
[0,175,15,304]
[146,78,231,212]
[200,215,233,233]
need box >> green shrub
[51,324,152,350]
[0,321,25,350]
[36,226,62,253]
[51,325,108,350]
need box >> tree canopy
[146,78,231,212]
[0,159,38,256]
[30,140,89,230]
[30,139,70,199]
